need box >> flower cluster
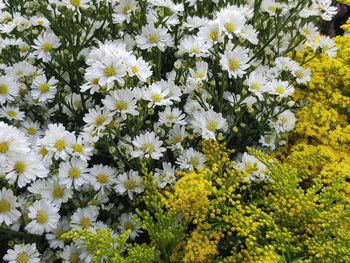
[0,0,343,261]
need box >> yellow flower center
[245,163,258,174]
[41,42,53,53]
[206,121,217,132]
[148,34,160,44]
[225,23,234,32]
[275,86,285,94]
[79,217,91,228]
[0,84,8,95]
[229,59,239,71]
[7,110,17,118]
[104,67,116,77]
[116,101,128,111]
[92,78,99,85]
[0,142,9,153]
[17,253,30,263]
[122,4,131,14]
[36,210,48,224]
[190,47,200,54]
[124,222,135,230]
[189,157,199,167]
[52,185,65,199]
[69,168,80,179]
[14,161,26,175]
[72,144,83,153]
[70,0,81,7]
[251,83,261,91]
[39,147,48,157]
[0,200,11,214]
[95,115,106,126]
[125,179,136,190]
[96,173,109,184]
[295,71,304,79]
[141,143,155,154]
[209,30,218,41]
[39,83,49,93]
[151,94,161,102]
[27,127,37,135]
[70,253,80,263]
[131,66,139,74]
[55,139,66,151]
[167,114,177,122]
[55,229,66,239]
[195,72,205,79]
[268,6,277,12]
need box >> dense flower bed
[0,0,349,262]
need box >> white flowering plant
[0,0,338,261]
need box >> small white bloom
[58,157,90,189]
[136,23,173,51]
[70,206,99,229]
[220,46,250,78]
[131,131,166,160]
[235,152,269,182]
[176,148,206,170]
[0,187,21,225]
[4,243,40,263]
[115,170,144,200]
[0,76,19,104]
[31,75,58,102]
[192,109,227,140]
[118,212,142,240]
[32,32,60,62]
[158,106,186,126]
[154,162,176,188]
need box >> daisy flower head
[292,67,311,84]
[154,162,176,188]
[58,157,89,189]
[5,61,36,80]
[218,8,246,37]
[268,80,295,98]
[70,134,94,162]
[83,106,113,138]
[112,0,138,24]
[176,148,206,170]
[89,164,117,193]
[192,109,227,140]
[45,218,70,249]
[31,75,58,102]
[25,200,60,235]
[5,153,48,188]
[115,170,144,200]
[61,244,81,263]
[0,105,25,121]
[272,109,296,133]
[220,46,250,78]
[158,106,186,127]
[125,56,152,82]
[4,243,40,263]
[167,124,187,151]
[32,31,61,62]
[70,206,99,229]
[244,71,268,101]
[0,187,21,225]
[40,123,75,161]
[118,212,142,240]
[131,131,166,160]
[143,82,172,108]
[21,120,43,142]
[136,23,173,51]
[178,36,211,57]
[0,76,19,104]
[198,21,223,46]
[239,24,259,45]
[92,56,127,87]
[41,177,73,207]
[259,133,277,150]
[235,152,269,182]
[102,89,139,120]
[189,61,208,82]
[62,0,91,10]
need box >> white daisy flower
[31,75,58,102]
[58,157,89,189]
[218,9,246,37]
[220,46,250,78]
[131,131,166,160]
[32,32,60,62]
[167,124,187,151]
[118,212,142,240]
[83,106,113,137]
[112,0,138,24]
[45,218,70,249]
[244,71,268,101]
[158,106,186,127]
[268,80,295,97]
[0,105,25,121]
[259,133,277,150]
[92,56,127,87]
[272,110,296,133]
[5,153,48,188]
[192,109,227,140]
[89,164,117,193]
[235,152,269,182]
[0,76,19,104]
[178,36,211,57]
[292,67,311,84]
[39,123,75,161]
[198,21,223,45]
[70,206,99,229]
[62,0,91,10]
[136,23,173,51]
[0,187,21,225]
[102,89,139,120]
[61,244,81,263]
[25,200,60,235]
[143,83,172,108]
[42,177,73,207]
[239,24,259,45]
[115,170,144,200]
[176,148,206,170]
[125,56,152,82]
[70,135,94,162]
[3,243,41,263]
[21,120,43,142]
[5,61,36,80]
[154,162,176,188]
